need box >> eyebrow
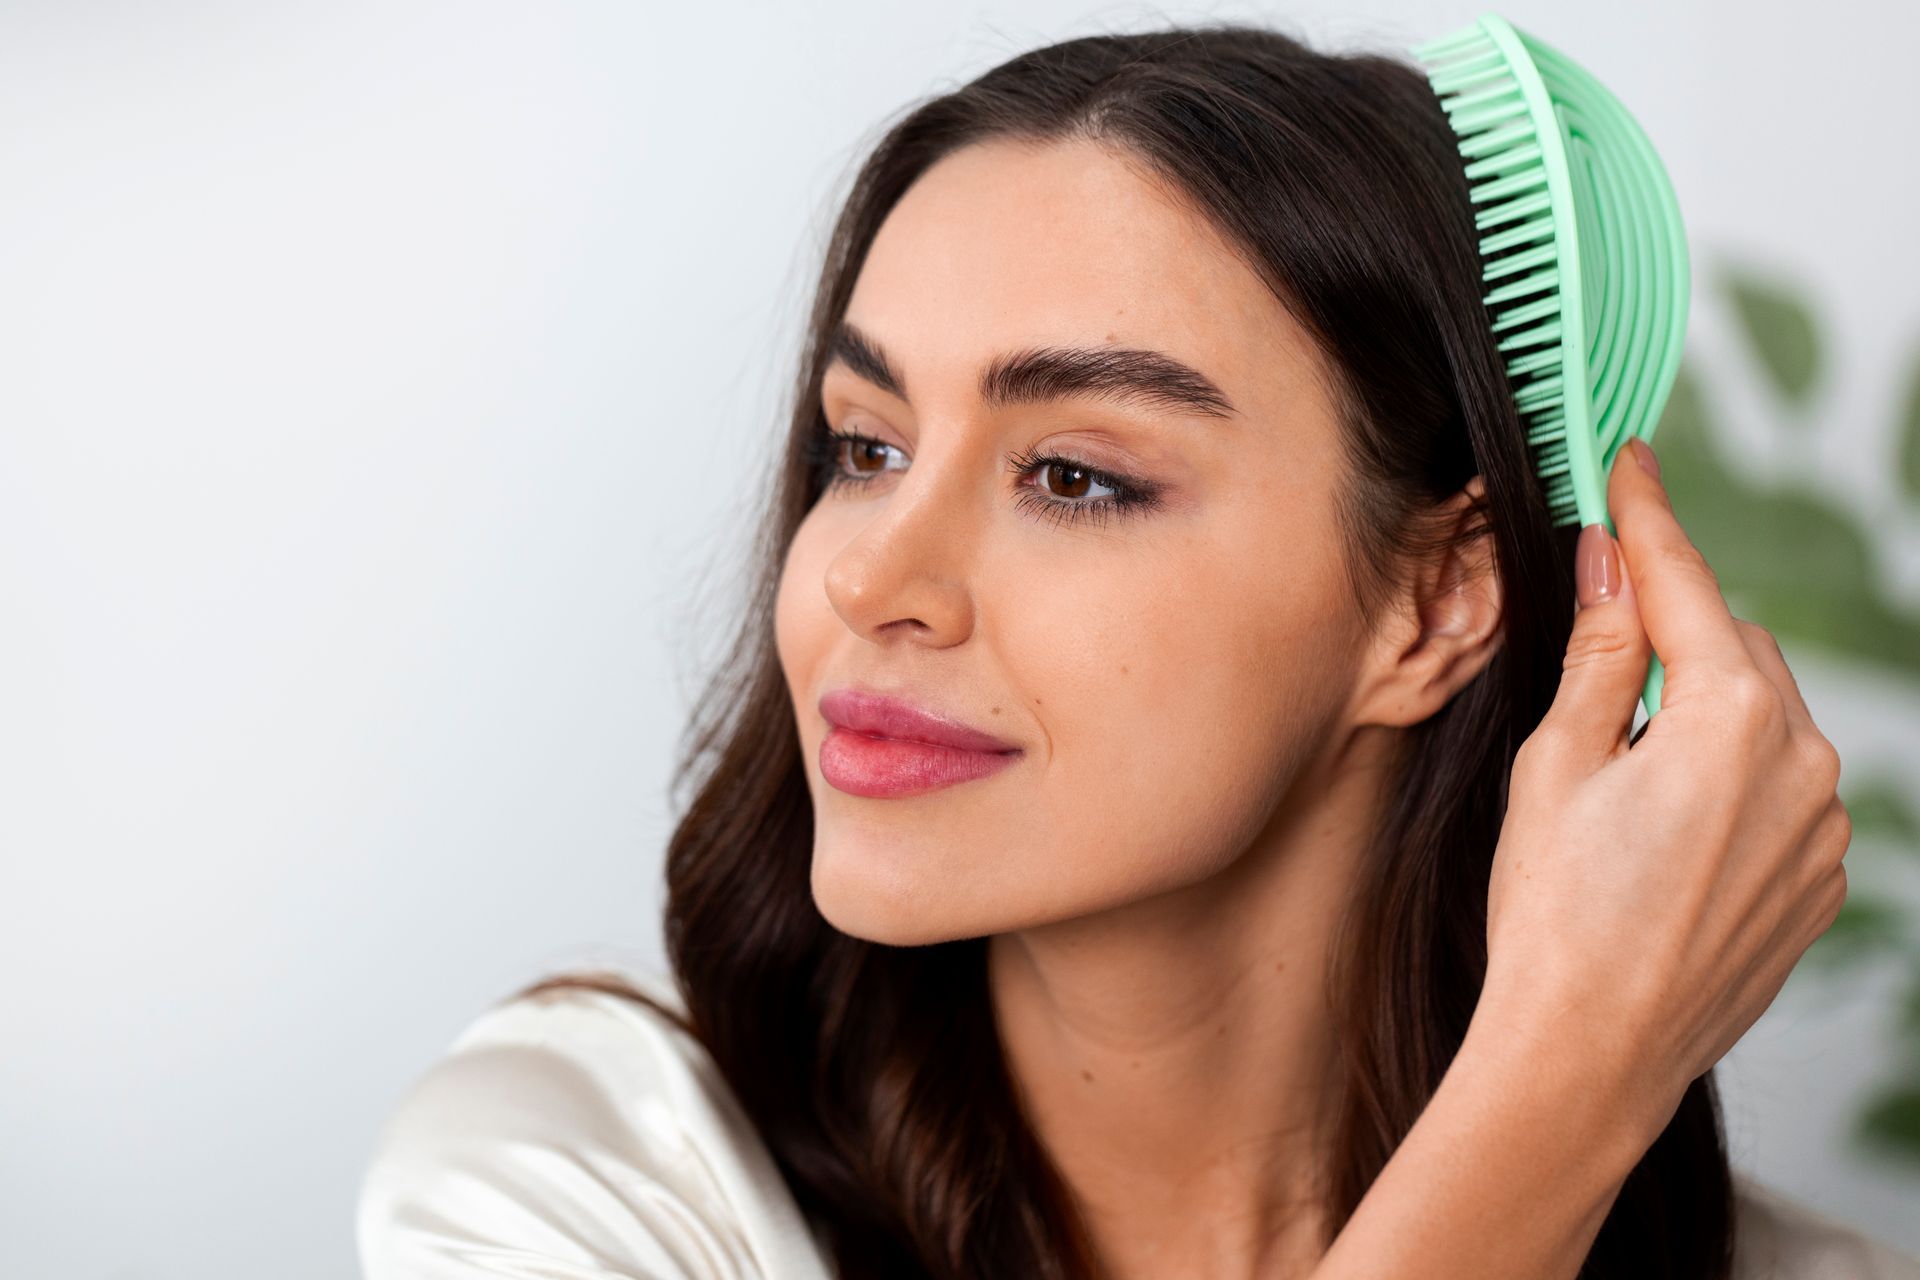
[826,320,1237,420]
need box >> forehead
[843,137,1326,415]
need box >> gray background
[2,1,1917,1275]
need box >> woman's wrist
[1464,969,1684,1164]
[1311,986,1672,1280]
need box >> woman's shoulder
[355,967,834,1280]
[1731,1169,1920,1279]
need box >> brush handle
[1602,498,1664,721]
[1641,649,1665,720]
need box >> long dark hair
[517,22,1733,1278]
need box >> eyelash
[801,424,1162,529]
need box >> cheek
[1001,522,1349,902]
[773,493,1357,944]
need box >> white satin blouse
[356,970,1920,1279]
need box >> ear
[1345,475,1505,729]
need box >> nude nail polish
[1576,523,1618,606]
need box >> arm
[356,989,805,1280]
[1310,995,1671,1280]
[1309,439,1851,1278]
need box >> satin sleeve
[355,983,834,1280]
[1732,1171,1920,1280]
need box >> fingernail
[1576,523,1619,607]
[1629,437,1662,481]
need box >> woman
[355,23,1919,1280]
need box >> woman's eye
[842,434,905,478]
[801,423,1162,529]
[1033,459,1117,502]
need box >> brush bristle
[1415,26,1579,526]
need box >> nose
[821,434,982,649]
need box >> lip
[818,687,1021,753]
[816,686,1023,798]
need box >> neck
[987,725,1399,1280]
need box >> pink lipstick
[817,687,1023,798]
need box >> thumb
[1535,522,1653,764]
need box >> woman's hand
[1477,435,1852,1144]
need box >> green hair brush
[1410,13,1689,719]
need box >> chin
[808,837,980,947]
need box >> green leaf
[1721,262,1821,406]
[1901,348,1920,504]
[1653,361,1920,680]
[1856,1083,1920,1165]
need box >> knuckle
[1734,617,1784,660]
[1719,669,1784,735]
[1562,624,1636,671]
[1803,800,1852,882]
[1514,726,1570,778]
[1798,733,1843,795]
[1655,538,1721,592]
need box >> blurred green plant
[1656,257,1920,1168]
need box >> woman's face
[774,137,1398,945]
